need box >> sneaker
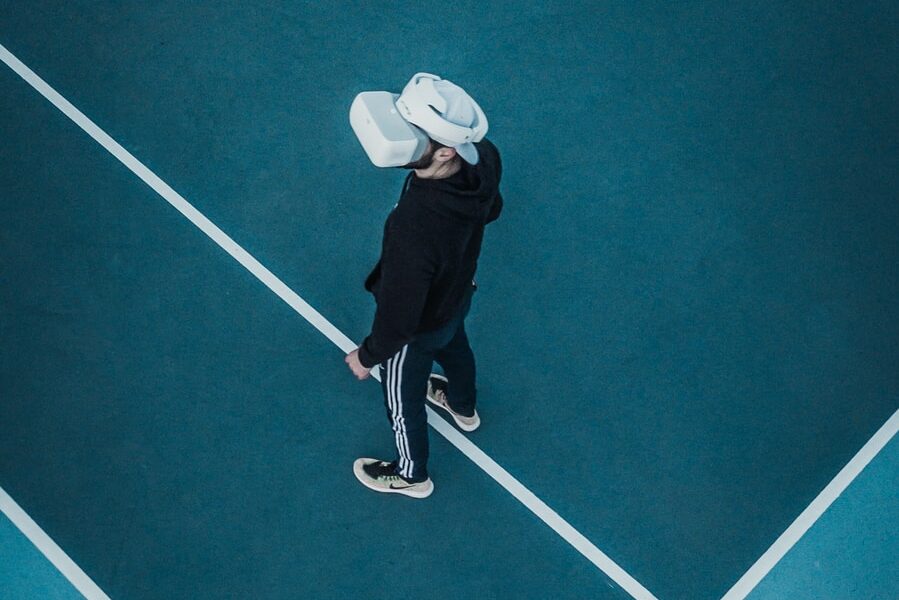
[426,374,480,432]
[353,458,434,499]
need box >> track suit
[357,139,503,482]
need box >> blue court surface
[1,3,897,599]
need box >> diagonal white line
[0,42,658,600]
[720,408,899,600]
[0,486,111,600]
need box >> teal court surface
[1,3,897,599]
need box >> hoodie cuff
[357,340,378,370]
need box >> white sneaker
[426,374,480,432]
[353,458,434,499]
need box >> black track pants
[379,286,476,482]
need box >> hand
[345,349,371,381]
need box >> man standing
[345,73,503,498]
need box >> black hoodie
[358,139,503,368]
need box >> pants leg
[434,324,477,417]
[379,344,434,482]
[377,284,478,482]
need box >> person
[345,74,503,498]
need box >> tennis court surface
[1,3,897,599]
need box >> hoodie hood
[405,139,502,223]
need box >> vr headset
[349,73,488,167]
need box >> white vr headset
[349,73,488,167]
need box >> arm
[357,224,435,369]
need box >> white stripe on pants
[386,345,412,478]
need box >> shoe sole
[353,459,434,499]
[426,374,480,432]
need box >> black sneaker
[353,458,434,499]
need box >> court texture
[1,2,897,599]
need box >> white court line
[721,408,899,600]
[0,486,111,600]
[0,43,658,600]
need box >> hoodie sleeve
[357,219,436,368]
